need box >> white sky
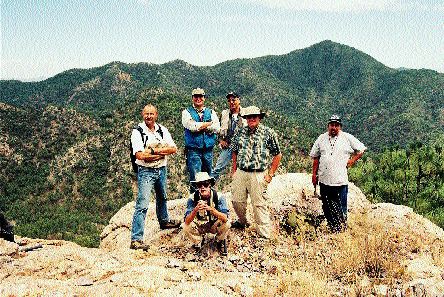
[1,0,443,81]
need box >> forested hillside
[1,40,443,246]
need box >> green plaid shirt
[230,124,281,171]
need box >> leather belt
[240,168,265,172]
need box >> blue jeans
[319,183,348,232]
[131,166,170,241]
[212,148,232,181]
[186,148,213,192]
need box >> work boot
[130,240,150,251]
[217,239,228,256]
[160,219,182,230]
[231,220,250,229]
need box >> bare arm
[152,145,177,156]
[231,152,238,177]
[312,157,319,186]
[184,201,206,225]
[207,205,228,223]
[135,150,164,162]
[347,151,365,168]
[265,153,282,183]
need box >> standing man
[183,172,230,256]
[212,92,246,181]
[130,104,181,251]
[310,114,366,233]
[230,106,282,239]
[182,88,220,192]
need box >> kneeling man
[183,172,230,256]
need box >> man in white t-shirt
[310,115,366,232]
[130,104,181,250]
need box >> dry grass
[255,270,328,297]
[272,209,438,295]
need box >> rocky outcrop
[1,173,443,296]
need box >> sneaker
[130,240,150,251]
[217,239,228,256]
[231,220,250,229]
[160,219,182,230]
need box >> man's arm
[135,150,164,162]
[265,153,282,183]
[151,145,177,156]
[347,151,365,168]
[184,200,206,225]
[207,205,228,223]
[312,157,319,186]
[182,109,211,132]
[206,110,221,133]
[231,152,238,177]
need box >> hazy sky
[1,0,443,81]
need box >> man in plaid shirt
[230,106,282,239]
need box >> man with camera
[183,172,230,256]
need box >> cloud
[227,0,444,12]
[135,0,150,5]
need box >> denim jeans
[319,183,348,232]
[186,148,213,192]
[212,148,232,181]
[131,166,170,241]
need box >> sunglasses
[192,95,204,98]
[196,182,211,188]
[244,115,259,119]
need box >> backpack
[130,125,164,174]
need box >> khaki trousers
[231,170,271,238]
[183,219,231,245]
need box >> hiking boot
[130,240,150,251]
[217,239,228,256]
[160,219,182,230]
[231,220,250,229]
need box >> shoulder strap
[211,189,219,208]
[157,125,164,139]
[134,126,147,148]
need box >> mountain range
[1,40,443,246]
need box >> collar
[141,122,159,133]
[192,105,206,113]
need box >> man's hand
[198,122,212,132]
[264,172,273,183]
[347,159,354,168]
[219,140,229,149]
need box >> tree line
[349,136,444,227]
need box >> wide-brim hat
[240,105,266,119]
[190,172,215,186]
[192,88,205,96]
[328,114,342,125]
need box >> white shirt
[131,122,176,168]
[310,131,366,186]
[181,107,220,133]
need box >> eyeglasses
[245,115,258,119]
[193,95,204,98]
[196,182,211,188]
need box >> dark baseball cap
[226,91,239,99]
